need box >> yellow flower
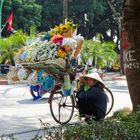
[59,24,68,34]
[65,21,73,29]
[53,26,60,34]
[48,21,78,37]
[57,49,66,59]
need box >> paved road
[104,80,132,116]
[0,79,132,139]
[0,84,55,135]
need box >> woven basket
[21,61,67,79]
[21,62,48,70]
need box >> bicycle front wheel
[104,87,114,116]
[49,90,75,124]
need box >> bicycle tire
[104,87,114,116]
[49,89,75,124]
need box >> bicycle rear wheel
[49,90,75,124]
[104,87,114,116]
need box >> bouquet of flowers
[12,21,84,96]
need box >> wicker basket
[21,61,67,79]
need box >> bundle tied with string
[7,67,19,82]
[73,35,84,58]
[62,28,77,38]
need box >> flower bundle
[48,21,77,37]
[12,21,84,96]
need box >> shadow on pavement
[17,97,49,104]
[0,115,42,135]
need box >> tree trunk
[123,0,140,111]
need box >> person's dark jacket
[76,83,107,115]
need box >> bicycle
[48,72,114,124]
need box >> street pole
[63,0,67,23]
[0,0,4,39]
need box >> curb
[112,76,126,80]
[103,74,126,81]
[0,80,28,85]
[0,75,126,85]
[0,80,8,85]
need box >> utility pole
[0,0,4,39]
[63,0,68,23]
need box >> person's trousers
[77,98,105,121]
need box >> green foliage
[30,25,37,37]
[81,34,117,67]
[39,0,63,30]
[111,108,131,120]
[1,109,140,140]
[2,0,123,55]
[2,0,42,35]
[0,30,28,64]
[61,109,140,140]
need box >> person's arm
[76,85,85,98]
[85,86,102,100]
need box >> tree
[123,0,140,111]
[38,0,63,31]
[67,0,122,53]
[81,34,117,68]
[2,0,42,36]
[0,30,28,64]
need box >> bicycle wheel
[49,90,75,124]
[104,87,114,116]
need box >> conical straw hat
[82,72,105,86]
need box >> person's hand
[77,77,85,90]
[79,77,86,86]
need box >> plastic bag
[73,34,84,58]
[17,67,29,81]
[62,73,72,96]
[62,38,77,49]
[28,71,38,85]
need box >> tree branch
[107,0,120,18]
